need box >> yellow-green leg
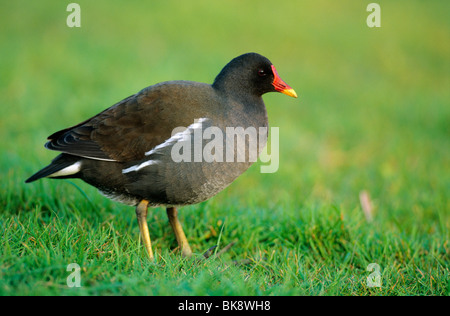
[136,200,154,260]
[166,207,193,257]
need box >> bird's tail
[25,154,81,183]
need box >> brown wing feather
[44,82,214,162]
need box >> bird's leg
[135,200,154,260]
[166,207,193,257]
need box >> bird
[25,52,297,260]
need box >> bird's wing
[45,83,203,162]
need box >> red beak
[271,65,298,98]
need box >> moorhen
[26,53,297,260]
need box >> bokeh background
[0,1,448,295]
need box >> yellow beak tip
[282,88,298,98]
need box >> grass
[0,0,449,295]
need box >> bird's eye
[258,69,267,77]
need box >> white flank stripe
[48,161,82,178]
[144,118,208,156]
[122,160,159,174]
[122,118,209,174]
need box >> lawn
[0,1,448,296]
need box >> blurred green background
[0,1,448,295]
